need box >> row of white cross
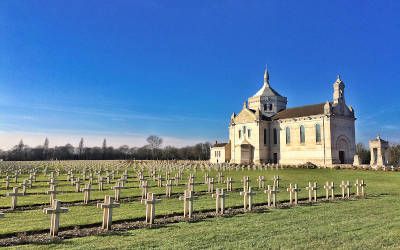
[6,177,365,238]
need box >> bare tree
[43,137,49,150]
[78,138,84,159]
[102,138,107,159]
[147,135,162,149]
[43,137,50,160]
[102,138,107,150]
[146,135,163,159]
[17,139,24,151]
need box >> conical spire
[264,65,270,87]
[335,74,344,84]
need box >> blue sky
[0,1,399,149]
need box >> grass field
[1,164,399,249]
[13,196,400,249]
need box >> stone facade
[369,136,390,167]
[210,68,356,167]
[210,142,231,164]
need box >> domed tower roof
[252,67,283,97]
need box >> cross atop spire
[264,65,270,87]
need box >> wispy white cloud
[0,102,219,123]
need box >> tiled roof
[272,103,326,120]
[253,84,283,97]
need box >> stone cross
[287,183,300,205]
[242,176,250,192]
[204,173,209,185]
[88,173,94,184]
[217,172,224,183]
[47,185,58,206]
[67,170,72,182]
[305,182,318,202]
[75,177,82,193]
[240,186,256,211]
[98,177,105,191]
[140,180,149,199]
[188,173,195,184]
[187,178,195,192]
[273,175,281,188]
[339,180,351,198]
[264,185,279,207]
[48,178,57,189]
[157,175,165,188]
[7,187,23,210]
[141,192,160,225]
[212,188,227,214]
[355,179,366,197]
[21,179,28,196]
[208,178,215,193]
[165,179,173,197]
[70,176,76,186]
[82,183,94,204]
[257,176,265,189]
[122,170,128,181]
[138,175,146,188]
[323,181,335,200]
[292,184,300,204]
[28,174,34,188]
[43,199,68,237]
[97,195,120,230]
[30,172,36,183]
[112,181,124,202]
[106,171,112,184]
[4,175,10,190]
[226,177,233,191]
[174,174,180,186]
[179,189,196,219]
[118,177,126,188]
[14,172,18,183]
[137,171,144,182]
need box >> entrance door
[339,151,345,164]
[273,153,278,164]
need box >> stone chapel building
[210,68,356,167]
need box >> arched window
[248,129,251,138]
[315,124,321,143]
[300,125,305,144]
[263,128,267,145]
[285,127,291,144]
[269,104,273,111]
[273,128,278,145]
[264,104,268,111]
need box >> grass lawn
[1,167,400,249]
[8,195,400,249]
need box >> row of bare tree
[0,136,211,161]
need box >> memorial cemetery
[0,159,398,248]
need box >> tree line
[0,136,211,161]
